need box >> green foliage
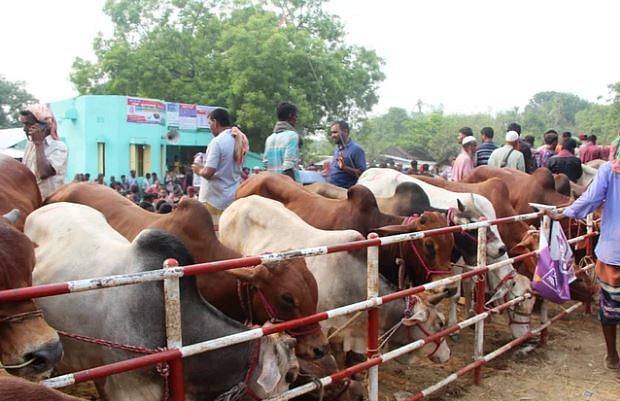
[0,75,37,128]
[521,91,591,138]
[71,0,385,152]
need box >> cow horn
[2,209,20,225]
[428,288,452,305]
[456,199,465,213]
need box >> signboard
[127,98,165,125]
[166,102,179,126]
[196,105,215,129]
[179,103,197,130]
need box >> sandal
[605,355,620,370]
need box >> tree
[521,91,591,136]
[71,0,385,152]
[0,75,37,128]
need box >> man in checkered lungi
[549,159,620,380]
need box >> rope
[0,309,44,324]
[327,311,363,340]
[0,358,36,370]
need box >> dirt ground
[3,303,619,401]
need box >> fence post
[539,214,551,345]
[586,213,594,257]
[163,258,185,401]
[366,233,380,401]
[473,226,487,385]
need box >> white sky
[1,0,618,115]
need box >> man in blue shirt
[548,160,620,376]
[327,121,366,189]
[475,127,498,166]
[264,102,300,182]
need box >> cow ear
[371,225,405,237]
[256,342,282,395]
[402,307,429,326]
[509,244,529,256]
[226,267,267,284]
[456,199,465,213]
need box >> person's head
[330,120,350,146]
[524,135,535,147]
[461,135,477,155]
[507,122,521,135]
[543,131,559,147]
[505,130,520,145]
[208,108,232,135]
[587,134,597,144]
[110,176,116,182]
[130,170,136,178]
[139,201,155,212]
[276,102,298,126]
[457,127,474,143]
[480,127,494,141]
[120,174,126,181]
[560,131,572,144]
[157,202,172,214]
[253,166,261,174]
[410,159,418,169]
[578,132,587,143]
[561,138,577,154]
[19,104,59,140]
[84,173,91,181]
[187,186,196,196]
[145,172,151,180]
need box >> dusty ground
[3,303,619,401]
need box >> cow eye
[423,240,435,254]
[280,293,295,306]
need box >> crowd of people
[449,123,619,183]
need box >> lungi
[596,260,620,324]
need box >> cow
[236,173,455,291]
[45,182,327,361]
[415,176,595,304]
[220,196,451,368]
[27,202,300,401]
[462,166,573,214]
[0,155,62,382]
[579,163,598,187]
[0,376,83,401]
[356,168,535,339]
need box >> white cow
[219,195,451,365]
[27,203,299,401]
[358,168,535,339]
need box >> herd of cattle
[0,153,598,400]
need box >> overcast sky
[2,0,618,115]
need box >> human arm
[548,163,609,220]
[192,143,219,180]
[340,145,366,178]
[282,132,299,179]
[29,125,60,179]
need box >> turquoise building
[50,95,262,182]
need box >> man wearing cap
[451,136,477,181]
[507,122,535,172]
[487,131,526,171]
[19,104,68,200]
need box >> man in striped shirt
[475,126,498,166]
[264,102,300,182]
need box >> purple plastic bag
[531,221,573,303]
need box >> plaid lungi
[596,260,620,324]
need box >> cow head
[0,212,62,381]
[388,295,450,364]
[226,260,329,360]
[251,331,299,398]
[372,212,455,291]
[508,228,539,277]
[296,354,365,401]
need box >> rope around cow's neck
[0,357,36,370]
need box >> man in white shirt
[19,104,68,200]
[487,130,525,171]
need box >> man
[576,132,588,157]
[326,120,367,188]
[127,170,138,189]
[457,126,474,144]
[547,159,620,378]
[452,136,476,181]
[475,126,498,166]
[264,101,300,181]
[611,131,620,161]
[534,130,558,169]
[487,130,526,171]
[19,104,68,200]
[507,122,535,173]
[192,108,241,224]
[546,138,583,183]
[580,134,603,164]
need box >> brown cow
[0,155,62,381]
[45,182,327,360]
[463,166,572,214]
[237,173,455,289]
[0,376,83,401]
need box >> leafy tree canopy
[0,75,37,128]
[71,0,385,151]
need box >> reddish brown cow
[0,376,83,400]
[0,155,62,381]
[236,173,455,288]
[463,166,573,214]
[45,182,327,360]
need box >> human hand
[191,163,203,175]
[28,124,47,144]
[543,209,564,221]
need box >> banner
[197,105,216,129]
[166,103,179,126]
[179,103,197,130]
[127,98,165,125]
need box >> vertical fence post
[539,214,551,345]
[366,233,380,401]
[473,226,487,385]
[586,213,594,257]
[163,258,185,401]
